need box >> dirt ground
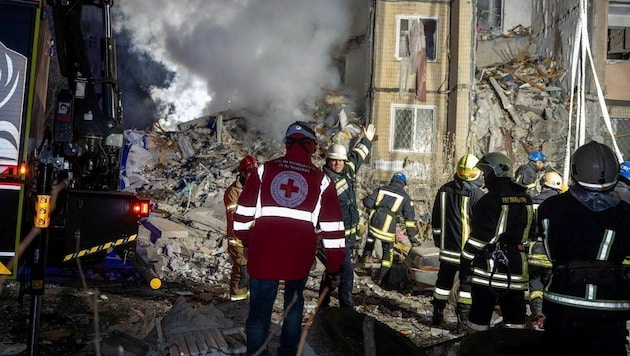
[0,261,462,356]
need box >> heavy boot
[529,298,545,330]
[455,303,470,333]
[529,297,543,317]
[432,303,445,326]
[377,266,390,286]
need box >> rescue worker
[223,155,258,301]
[614,160,630,204]
[539,141,630,356]
[527,171,562,327]
[318,123,376,309]
[233,121,345,356]
[431,154,485,332]
[362,172,418,285]
[459,152,534,332]
[514,150,546,197]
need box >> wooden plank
[184,333,200,356]
[173,334,189,356]
[200,328,219,350]
[363,316,377,356]
[192,330,209,354]
[224,333,247,355]
[210,327,230,353]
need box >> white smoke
[114,0,359,134]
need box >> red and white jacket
[233,147,345,281]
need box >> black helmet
[571,141,618,191]
[476,152,512,179]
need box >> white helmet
[541,171,562,190]
[326,144,347,160]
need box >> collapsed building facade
[357,0,630,194]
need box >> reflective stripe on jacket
[460,178,534,291]
[432,177,485,265]
[363,180,416,242]
[539,193,630,318]
[323,137,372,246]
[233,148,345,280]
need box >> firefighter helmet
[456,154,481,181]
[391,172,407,186]
[326,144,348,160]
[620,161,630,183]
[476,152,513,178]
[529,151,546,162]
[571,141,618,191]
[541,171,562,190]
[238,155,259,175]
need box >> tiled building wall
[371,1,452,182]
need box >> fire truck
[1,0,158,352]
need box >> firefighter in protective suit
[318,124,375,308]
[223,155,258,301]
[539,141,630,355]
[362,172,418,285]
[515,150,546,197]
[459,152,534,332]
[431,154,485,331]
[527,171,562,327]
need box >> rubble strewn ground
[0,42,613,354]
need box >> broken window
[476,0,502,32]
[607,2,630,59]
[396,15,437,61]
[391,104,435,153]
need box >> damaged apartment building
[347,0,630,194]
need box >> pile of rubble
[106,96,466,355]
[473,36,571,173]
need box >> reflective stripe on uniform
[354,143,369,160]
[345,226,357,236]
[466,236,486,250]
[322,238,345,249]
[234,220,254,231]
[528,254,552,268]
[375,190,404,212]
[433,287,451,300]
[368,225,395,242]
[472,267,528,283]
[439,250,461,264]
[335,178,349,195]
[320,221,345,232]
[544,290,630,310]
[471,276,528,290]
[461,195,471,248]
[261,206,315,224]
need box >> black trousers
[468,284,526,329]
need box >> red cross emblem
[280,178,299,198]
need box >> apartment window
[391,105,435,153]
[396,15,437,61]
[477,0,503,32]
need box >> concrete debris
[472,54,569,172]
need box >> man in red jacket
[233,121,346,356]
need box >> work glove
[325,272,341,288]
[364,124,376,142]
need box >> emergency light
[132,200,150,217]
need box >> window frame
[394,14,439,62]
[389,104,436,154]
